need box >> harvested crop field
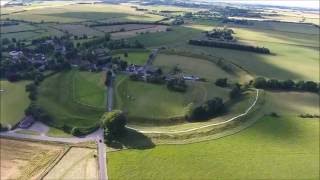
[0,138,65,180]
[44,147,98,180]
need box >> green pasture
[0,80,30,127]
[263,91,320,115]
[37,70,104,128]
[113,51,150,65]
[108,116,319,179]
[129,26,201,47]
[115,75,229,123]
[160,24,319,81]
[154,54,236,82]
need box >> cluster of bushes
[215,78,228,87]
[215,78,243,99]
[24,103,52,123]
[299,114,320,118]
[2,66,45,82]
[229,84,242,99]
[188,97,226,121]
[147,74,166,84]
[253,77,319,93]
[206,28,235,41]
[172,18,184,25]
[189,40,271,54]
[167,77,188,92]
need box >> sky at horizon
[212,0,320,9]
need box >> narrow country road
[107,75,114,112]
[0,128,105,143]
[98,129,107,180]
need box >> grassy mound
[108,116,319,179]
[115,75,229,123]
[0,80,30,127]
[73,71,106,109]
[37,70,105,128]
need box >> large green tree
[101,110,127,143]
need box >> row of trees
[24,72,52,124]
[130,74,188,93]
[189,40,271,54]
[253,77,319,93]
[82,37,144,50]
[88,21,167,27]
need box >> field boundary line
[126,89,259,134]
[38,146,72,179]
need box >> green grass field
[0,80,30,127]
[73,71,106,109]
[154,54,237,82]
[108,116,319,179]
[115,75,229,123]
[133,23,319,81]
[113,51,150,65]
[37,70,104,128]
[127,21,320,81]
[129,26,201,47]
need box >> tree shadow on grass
[109,129,155,150]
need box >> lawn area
[113,51,150,65]
[37,70,104,128]
[154,54,237,82]
[108,116,319,179]
[115,75,229,123]
[0,80,30,127]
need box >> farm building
[9,51,23,60]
